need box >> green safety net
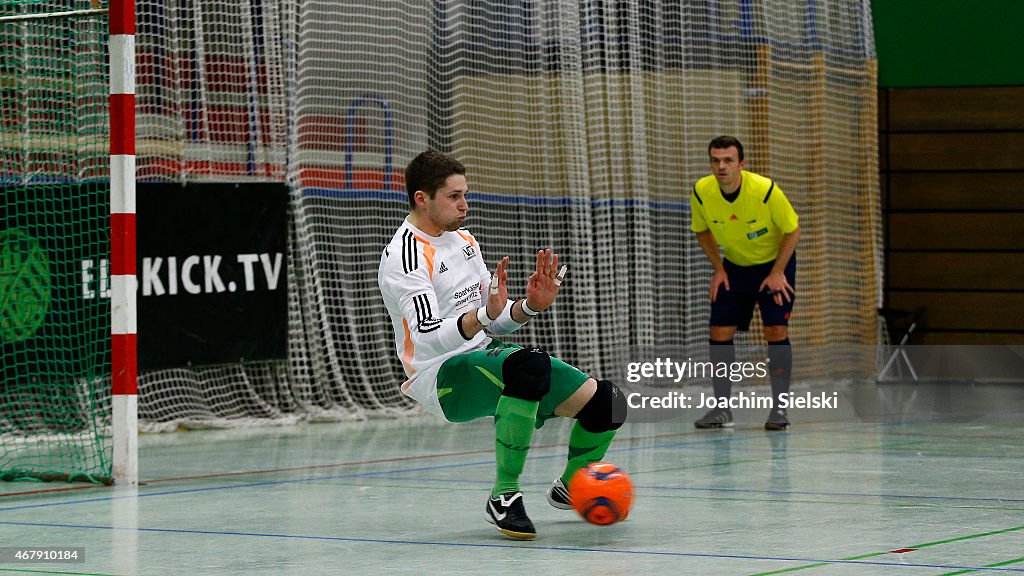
[0,1,111,483]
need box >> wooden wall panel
[887,252,1024,291]
[889,87,1024,131]
[888,292,1024,331]
[881,86,1024,344]
[877,88,888,132]
[889,132,1024,171]
[888,213,1024,250]
[879,126,889,172]
[915,332,1024,345]
[888,172,1024,211]
[880,171,889,208]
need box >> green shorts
[436,339,590,426]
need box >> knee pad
[501,348,551,402]
[575,379,627,433]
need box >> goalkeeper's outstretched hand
[525,249,566,312]
[486,256,510,320]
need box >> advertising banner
[128,182,289,369]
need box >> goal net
[2,0,881,479]
[0,1,111,482]
[132,0,879,428]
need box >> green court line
[914,525,1024,548]
[747,524,1024,576]
[938,555,1024,575]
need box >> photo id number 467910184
[0,547,85,564]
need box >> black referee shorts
[710,255,796,331]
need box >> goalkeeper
[690,136,800,431]
[378,150,627,540]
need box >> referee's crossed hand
[760,270,794,306]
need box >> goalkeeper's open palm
[525,249,565,312]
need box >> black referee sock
[767,338,791,409]
[709,339,735,402]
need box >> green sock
[560,421,617,486]
[492,396,538,498]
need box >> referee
[690,136,800,430]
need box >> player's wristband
[476,306,494,327]
[521,300,540,317]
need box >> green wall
[873,0,1024,87]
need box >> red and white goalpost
[109,0,137,486]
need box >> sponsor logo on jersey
[438,262,448,274]
[452,281,482,308]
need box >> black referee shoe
[765,408,790,430]
[485,491,536,540]
[695,407,734,429]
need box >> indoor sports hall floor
[1,380,1022,575]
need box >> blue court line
[339,473,1024,511]
[344,442,1024,505]
[0,417,1017,512]
[342,472,1024,506]
[0,414,1015,514]
[0,435,737,512]
[1,519,1022,573]
[284,430,854,479]
[1,433,1019,513]
[322,432,1024,505]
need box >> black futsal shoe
[485,491,536,540]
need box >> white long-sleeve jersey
[378,217,524,417]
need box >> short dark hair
[404,150,466,208]
[708,136,744,161]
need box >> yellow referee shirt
[690,171,799,266]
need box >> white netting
[131,0,881,429]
